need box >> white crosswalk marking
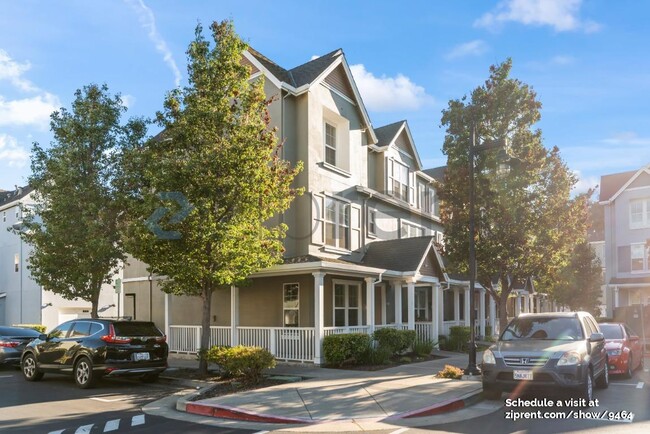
[636,381,644,389]
[104,419,120,432]
[75,424,94,434]
[131,414,145,426]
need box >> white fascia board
[250,260,385,278]
[356,186,441,223]
[242,51,285,90]
[606,166,650,203]
[388,122,423,170]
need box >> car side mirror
[589,332,604,342]
[38,334,48,341]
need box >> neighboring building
[588,202,607,317]
[122,47,497,364]
[599,165,650,317]
[0,186,118,331]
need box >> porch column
[614,286,619,308]
[515,295,521,317]
[364,277,376,334]
[164,292,170,339]
[489,294,496,337]
[438,287,444,343]
[464,286,470,327]
[230,285,239,346]
[453,288,460,324]
[381,285,387,326]
[478,289,485,339]
[407,281,415,330]
[394,281,403,326]
[432,283,441,348]
[313,272,326,365]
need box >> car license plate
[134,352,150,361]
[513,370,533,380]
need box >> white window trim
[414,287,430,322]
[630,243,649,273]
[400,219,425,239]
[367,208,377,238]
[283,283,300,327]
[629,198,650,229]
[324,122,337,167]
[324,196,351,251]
[332,279,362,327]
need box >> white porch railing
[168,325,315,362]
[323,326,370,336]
[415,322,436,342]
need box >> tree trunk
[90,285,100,319]
[198,282,213,376]
[498,295,509,334]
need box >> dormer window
[325,123,337,166]
[390,160,409,202]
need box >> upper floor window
[631,243,649,273]
[367,209,377,236]
[325,123,337,166]
[417,182,436,214]
[401,221,424,239]
[390,160,410,202]
[325,197,350,250]
[630,198,650,229]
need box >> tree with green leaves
[121,20,302,375]
[549,241,603,316]
[18,84,147,318]
[438,59,591,332]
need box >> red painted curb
[402,398,466,418]
[185,402,308,424]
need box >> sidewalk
[146,350,493,431]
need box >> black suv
[481,312,608,401]
[21,318,168,388]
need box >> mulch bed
[188,376,295,400]
[325,353,447,371]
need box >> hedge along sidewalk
[178,350,485,425]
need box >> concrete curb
[389,389,484,419]
[185,402,311,424]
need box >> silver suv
[481,312,608,401]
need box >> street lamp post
[465,125,508,376]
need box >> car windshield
[501,317,583,341]
[599,324,624,339]
[113,322,163,337]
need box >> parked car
[599,322,643,378]
[481,312,608,401]
[21,318,168,388]
[0,326,42,366]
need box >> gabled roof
[372,120,423,170]
[0,185,33,207]
[599,165,650,203]
[242,47,377,145]
[359,236,444,276]
[423,166,446,183]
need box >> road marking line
[104,419,120,432]
[131,414,145,426]
[611,383,641,386]
[254,431,270,434]
[47,430,64,434]
[75,424,94,434]
[637,382,644,389]
[390,429,409,434]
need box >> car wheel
[22,353,44,381]
[624,355,633,378]
[140,373,160,383]
[482,384,501,400]
[578,368,593,403]
[596,362,609,389]
[74,356,96,389]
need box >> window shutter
[350,203,362,251]
[311,193,325,245]
[618,245,631,273]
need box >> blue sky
[1,0,649,195]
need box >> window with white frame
[325,197,350,250]
[283,283,299,327]
[367,209,377,236]
[401,221,424,239]
[414,287,429,321]
[333,282,361,327]
[15,206,20,219]
[325,123,336,166]
[630,198,650,229]
[389,159,410,202]
[417,182,436,214]
[631,243,649,273]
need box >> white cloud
[475,0,601,33]
[125,0,182,87]
[571,170,599,195]
[602,131,650,146]
[310,55,320,61]
[0,134,29,167]
[445,40,489,60]
[350,64,433,112]
[0,93,60,128]
[121,94,136,109]
[0,49,38,92]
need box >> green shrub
[13,324,46,333]
[435,364,464,379]
[448,326,471,352]
[206,345,276,384]
[373,328,416,355]
[357,344,391,366]
[323,333,372,366]
[413,339,435,357]
[484,325,492,340]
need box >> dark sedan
[0,326,41,366]
[600,322,643,378]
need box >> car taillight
[0,340,20,348]
[100,324,132,344]
[155,336,166,343]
